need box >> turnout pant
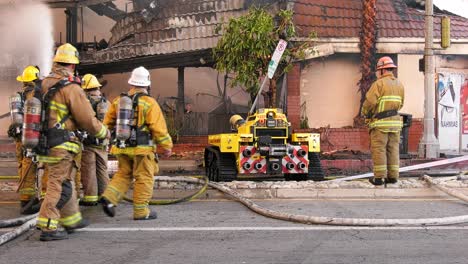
[16,142,48,201]
[102,153,157,218]
[37,149,82,230]
[370,129,400,179]
[81,146,109,203]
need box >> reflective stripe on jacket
[104,87,173,156]
[361,72,405,133]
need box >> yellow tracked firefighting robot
[204,108,324,182]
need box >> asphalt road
[1,199,468,264]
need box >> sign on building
[437,72,465,153]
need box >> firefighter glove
[7,124,21,139]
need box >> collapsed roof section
[79,0,281,74]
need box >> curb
[2,187,467,202]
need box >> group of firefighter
[8,41,404,241]
[9,43,173,241]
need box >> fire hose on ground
[1,174,468,246]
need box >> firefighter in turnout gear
[100,66,173,220]
[36,43,110,241]
[79,74,110,206]
[361,56,405,186]
[9,65,46,214]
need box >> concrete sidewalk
[1,177,468,201]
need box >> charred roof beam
[47,0,116,8]
[88,2,126,21]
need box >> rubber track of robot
[358,0,378,111]
[206,146,237,182]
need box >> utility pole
[418,0,440,158]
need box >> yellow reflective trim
[50,101,70,129]
[59,212,82,227]
[54,142,81,153]
[19,188,36,195]
[133,203,148,210]
[37,217,58,229]
[83,195,98,202]
[95,124,107,139]
[156,135,171,144]
[110,145,155,156]
[388,165,399,171]
[377,96,402,112]
[107,185,123,201]
[139,101,151,110]
[370,120,403,129]
[37,155,63,163]
[49,101,69,114]
[373,165,387,172]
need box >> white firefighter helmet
[128,66,151,87]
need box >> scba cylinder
[116,96,133,141]
[96,100,109,121]
[22,97,42,149]
[9,93,23,126]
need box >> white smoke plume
[0,0,54,137]
[0,0,54,78]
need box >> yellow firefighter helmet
[53,43,80,64]
[81,74,102,89]
[16,65,40,83]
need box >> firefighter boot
[64,218,90,234]
[369,178,384,186]
[100,197,116,217]
[134,211,157,221]
[386,178,398,184]
[39,229,68,241]
[20,197,41,215]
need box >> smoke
[0,0,54,138]
[0,0,54,79]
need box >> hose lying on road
[0,217,36,246]
[123,176,209,205]
[2,175,468,247]
[163,176,468,226]
[0,213,37,228]
[422,175,468,203]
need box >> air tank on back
[22,97,42,149]
[96,99,109,121]
[115,95,133,148]
[9,93,23,127]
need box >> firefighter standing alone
[100,66,173,220]
[9,65,45,214]
[362,56,405,186]
[79,74,110,206]
[35,43,110,241]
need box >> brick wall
[178,135,208,145]
[408,118,424,153]
[287,63,301,129]
[296,119,424,154]
[0,119,424,155]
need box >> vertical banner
[461,77,468,152]
[437,72,463,153]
